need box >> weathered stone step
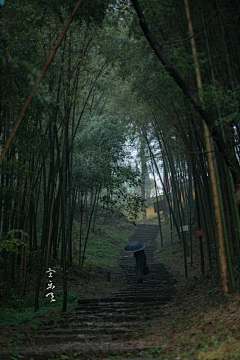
[14,333,132,345]
[0,345,160,360]
[117,283,174,288]
[75,303,154,310]
[134,232,159,234]
[62,311,143,319]
[121,272,174,277]
[124,279,174,284]
[75,303,166,311]
[118,290,175,295]
[120,274,173,278]
[113,295,174,300]
[136,226,159,230]
[72,308,142,314]
[34,327,132,335]
[119,263,170,267]
[124,281,175,285]
[66,308,168,318]
[118,286,174,290]
[119,271,173,276]
[62,314,144,322]
[121,277,173,282]
[128,235,158,239]
[127,240,156,244]
[120,274,172,278]
[133,234,158,236]
[76,300,164,308]
[121,282,173,286]
[78,296,171,304]
[39,321,145,330]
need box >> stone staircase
[0,224,177,360]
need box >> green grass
[156,242,182,262]
[0,290,79,327]
[79,225,131,267]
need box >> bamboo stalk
[188,160,193,266]
[82,189,98,266]
[184,0,229,295]
[150,153,163,246]
[198,176,212,269]
[0,0,85,167]
[195,177,205,275]
[79,193,83,268]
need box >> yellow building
[145,190,195,219]
[146,206,163,219]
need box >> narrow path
[1,224,177,360]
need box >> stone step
[119,263,169,266]
[118,266,170,270]
[78,295,171,304]
[122,277,174,281]
[128,235,158,238]
[0,345,161,360]
[75,302,166,310]
[113,294,174,299]
[62,314,144,322]
[73,307,141,313]
[76,300,161,307]
[34,327,132,336]
[73,308,146,315]
[75,302,156,309]
[127,239,157,242]
[39,319,159,330]
[17,333,132,346]
[67,309,144,316]
[73,305,168,315]
[121,288,175,292]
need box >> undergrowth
[72,221,133,268]
[0,290,79,327]
[0,218,133,326]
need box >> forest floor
[122,279,240,360]
[0,217,240,359]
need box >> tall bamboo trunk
[82,189,98,266]
[140,136,147,218]
[150,153,163,246]
[184,0,229,295]
[0,0,85,167]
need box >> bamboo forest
[1,0,240,359]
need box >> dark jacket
[134,249,146,264]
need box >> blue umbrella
[123,242,145,252]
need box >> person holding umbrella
[134,248,146,283]
[123,242,147,283]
